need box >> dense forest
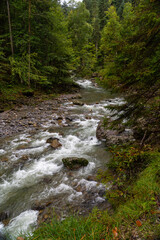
[0,0,160,142]
[0,0,160,239]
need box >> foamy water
[0,79,124,239]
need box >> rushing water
[0,79,124,239]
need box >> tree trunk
[6,0,14,56]
[28,0,31,87]
[95,41,98,59]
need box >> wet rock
[19,155,29,161]
[2,218,10,226]
[85,115,92,120]
[50,138,62,149]
[16,144,28,150]
[71,94,82,99]
[0,157,9,162]
[75,185,83,192]
[32,201,46,211]
[62,157,89,170]
[72,100,84,106]
[0,212,8,221]
[43,176,52,184]
[67,171,75,177]
[46,137,55,144]
[32,200,52,212]
[96,120,134,146]
[65,116,73,122]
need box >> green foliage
[115,153,160,237]
[100,6,122,85]
[77,43,97,77]
[67,2,94,76]
[108,145,152,179]
[28,152,160,240]
[99,0,160,144]
[98,0,110,29]
[0,0,73,92]
[68,2,92,51]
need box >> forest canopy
[0,0,160,143]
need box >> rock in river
[62,157,89,170]
[47,138,62,149]
[72,100,84,106]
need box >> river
[0,79,124,239]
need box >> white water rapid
[0,79,124,239]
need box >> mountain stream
[0,79,124,239]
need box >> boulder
[62,157,89,170]
[71,94,82,99]
[46,137,54,143]
[47,138,62,149]
[96,120,134,146]
[72,100,84,106]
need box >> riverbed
[0,79,124,239]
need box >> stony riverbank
[0,93,83,138]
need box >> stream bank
[0,79,125,239]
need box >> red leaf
[136,220,142,227]
[112,227,118,239]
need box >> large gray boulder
[96,120,134,146]
[62,157,89,170]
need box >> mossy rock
[62,157,89,170]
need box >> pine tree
[0,0,73,89]
[100,6,122,85]
[98,0,109,29]
[68,2,94,75]
[100,0,160,144]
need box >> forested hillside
[1,0,78,98]
[0,0,160,239]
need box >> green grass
[114,153,160,238]
[27,152,160,240]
